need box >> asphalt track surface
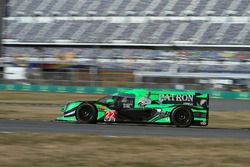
[0,99,249,139]
[0,119,249,139]
[210,99,250,111]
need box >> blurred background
[0,2,250,166]
[0,0,250,92]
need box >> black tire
[171,107,193,127]
[75,103,97,124]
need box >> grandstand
[3,19,250,45]
[3,0,250,46]
[5,0,250,17]
[1,0,250,91]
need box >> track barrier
[0,84,249,100]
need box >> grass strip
[0,133,250,167]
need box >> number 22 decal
[104,110,116,122]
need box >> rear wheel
[76,103,97,123]
[171,107,193,127]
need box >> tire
[171,107,193,127]
[75,103,97,124]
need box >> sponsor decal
[97,105,108,110]
[159,94,194,104]
[200,122,207,125]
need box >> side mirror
[106,99,114,104]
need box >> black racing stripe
[193,112,207,118]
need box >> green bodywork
[56,89,209,126]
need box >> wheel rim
[78,107,92,121]
[174,110,191,125]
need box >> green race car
[56,89,209,127]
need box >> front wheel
[76,103,97,123]
[171,107,193,127]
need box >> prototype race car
[56,89,209,127]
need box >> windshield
[97,94,135,109]
[113,94,135,109]
[97,95,113,104]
